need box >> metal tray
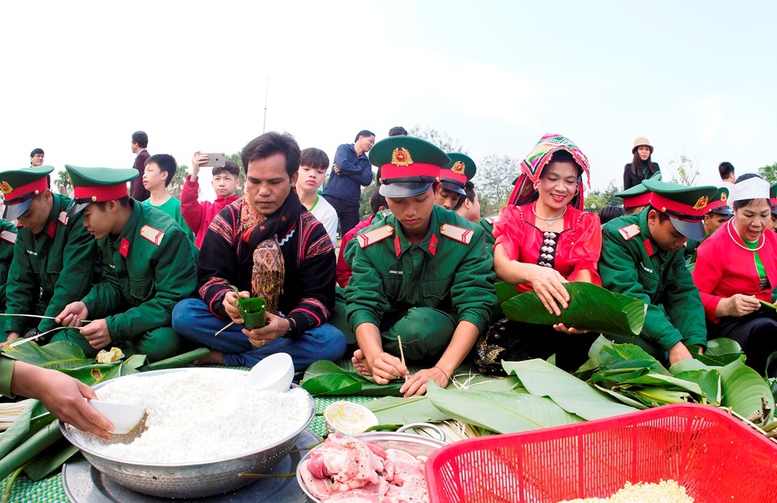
[62,430,320,503]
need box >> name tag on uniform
[26,250,37,256]
[639,261,653,274]
[389,269,403,275]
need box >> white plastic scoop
[88,399,145,435]
[247,352,295,392]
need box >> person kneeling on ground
[171,132,347,371]
[54,166,198,362]
[345,136,496,397]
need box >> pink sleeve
[692,238,724,322]
[492,206,525,261]
[566,212,603,285]
[180,176,204,234]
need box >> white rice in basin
[67,369,311,464]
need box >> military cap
[614,172,661,209]
[708,187,732,216]
[642,178,720,241]
[770,182,777,215]
[0,166,54,221]
[65,165,137,216]
[370,136,449,198]
[440,153,476,196]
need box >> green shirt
[599,211,707,351]
[143,197,195,243]
[5,194,97,334]
[81,200,198,344]
[344,205,497,333]
[744,239,767,278]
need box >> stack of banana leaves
[302,282,776,441]
[0,341,208,501]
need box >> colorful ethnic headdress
[507,133,592,210]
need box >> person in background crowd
[0,167,96,347]
[130,131,150,201]
[435,153,473,211]
[336,188,387,289]
[483,133,601,372]
[296,148,338,246]
[600,179,719,365]
[181,153,241,248]
[0,357,113,438]
[346,136,496,397]
[29,148,44,167]
[623,136,660,190]
[171,132,346,371]
[719,161,736,191]
[55,166,198,362]
[685,188,732,263]
[598,205,624,225]
[322,130,375,235]
[388,126,408,137]
[142,154,195,243]
[693,175,777,375]
[615,172,661,215]
[769,183,777,232]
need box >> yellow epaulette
[140,225,165,246]
[618,224,641,241]
[357,225,394,248]
[440,224,473,244]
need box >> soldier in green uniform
[599,179,720,365]
[0,355,112,437]
[0,166,97,346]
[0,220,17,312]
[684,187,732,264]
[345,137,497,397]
[53,166,198,362]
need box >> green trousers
[51,326,190,363]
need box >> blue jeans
[171,298,347,370]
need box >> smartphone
[203,153,226,168]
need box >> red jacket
[180,176,239,248]
[336,215,375,288]
[692,219,777,322]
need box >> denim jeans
[172,298,347,370]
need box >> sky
[2,1,777,199]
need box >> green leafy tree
[584,181,621,212]
[758,163,777,183]
[54,169,72,197]
[666,152,700,187]
[168,164,190,200]
[477,154,519,217]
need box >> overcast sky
[3,1,776,198]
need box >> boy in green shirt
[142,154,195,243]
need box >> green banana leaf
[501,283,647,337]
[1,341,93,369]
[623,386,693,407]
[301,360,403,396]
[24,440,79,481]
[759,299,777,310]
[593,385,648,409]
[719,356,774,420]
[502,359,637,420]
[673,369,722,405]
[0,400,39,459]
[426,381,583,434]
[491,282,521,320]
[140,347,210,372]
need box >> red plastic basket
[426,404,777,502]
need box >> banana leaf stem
[1,463,28,503]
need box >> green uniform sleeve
[105,229,197,343]
[37,215,97,333]
[448,228,497,331]
[344,239,390,331]
[0,356,14,398]
[5,239,40,335]
[599,228,684,351]
[81,243,124,319]
[662,252,707,348]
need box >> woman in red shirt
[693,174,777,375]
[486,133,602,372]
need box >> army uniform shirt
[0,221,18,311]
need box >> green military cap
[614,172,661,209]
[708,187,732,216]
[770,182,777,215]
[370,136,449,198]
[440,153,476,196]
[642,178,720,241]
[0,166,54,221]
[65,165,137,216]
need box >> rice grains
[68,369,311,464]
[559,480,694,503]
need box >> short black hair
[213,160,240,178]
[94,196,131,210]
[370,184,387,215]
[388,126,407,137]
[647,205,670,223]
[732,173,768,211]
[598,205,625,225]
[300,148,329,171]
[354,130,375,142]
[146,153,177,187]
[30,148,44,157]
[132,131,148,148]
[453,181,477,211]
[241,131,300,180]
[718,162,735,180]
